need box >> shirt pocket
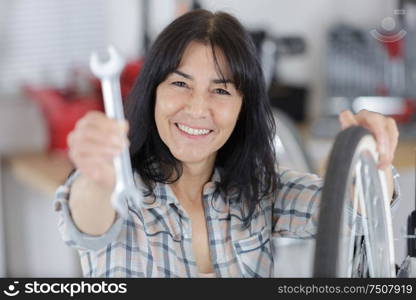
[233,227,274,278]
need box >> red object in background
[24,59,143,152]
[391,98,416,123]
[25,87,104,151]
[91,59,144,100]
[120,59,144,97]
[381,37,403,59]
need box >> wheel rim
[334,136,395,277]
[313,127,395,278]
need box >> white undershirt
[198,272,216,278]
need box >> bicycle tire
[313,126,395,277]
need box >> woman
[56,9,400,277]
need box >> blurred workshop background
[0,0,415,277]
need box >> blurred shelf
[393,141,416,170]
[5,152,73,196]
[298,121,416,173]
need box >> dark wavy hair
[125,9,279,226]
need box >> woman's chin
[174,154,207,164]
[171,149,213,165]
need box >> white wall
[0,0,108,95]
[2,163,81,277]
[200,0,397,118]
[105,0,142,60]
[0,0,399,118]
[106,0,397,119]
[0,0,142,96]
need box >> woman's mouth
[174,122,213,139]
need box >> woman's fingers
[338,110,399,169]
[339,110,359,129]
[383,117,399,168]
[355,110,390,168]
[73,114,129,147]
[77,156,115,187]
[67,111,130,189]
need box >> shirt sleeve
[54,170,124,251]
[272,165,401,239]
[272,167,322,239]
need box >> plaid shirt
[54,166,400,278]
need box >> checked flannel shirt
[54,165,400,278]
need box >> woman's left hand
[338,109,399,170]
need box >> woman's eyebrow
[212,78,234,85]
[174,70,193,80]
[173,70,234,85]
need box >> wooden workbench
[5,152,74,196]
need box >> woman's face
[155,41,243,166]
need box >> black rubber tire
[313,126,372,277]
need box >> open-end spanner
[89,45,140,219]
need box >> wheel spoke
[357,161,376,277]
[345,161,361,276]
[313,127,395,278]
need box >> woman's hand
[338,109,399,170]
[67,111,130,190]
[339,109,399,201]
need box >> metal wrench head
[89,45,125,78]
[111,186,142,219]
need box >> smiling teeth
[177,123,211,135]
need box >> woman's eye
[214,88,231,95]
[171,81,187,88]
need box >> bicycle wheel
[313,126,395,277]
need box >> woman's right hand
[67,111,130,191]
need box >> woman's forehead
[177,41,233,80]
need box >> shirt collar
[139,166,223,211]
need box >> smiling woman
[122,10,278,275]
[125,9,278,228]
[155,42,242,177]
[55,9,401,278]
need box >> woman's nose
[185,92,209,118]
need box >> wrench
[89,45,140,219]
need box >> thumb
[339,110,358,130]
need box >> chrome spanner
[89,45,140,219]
